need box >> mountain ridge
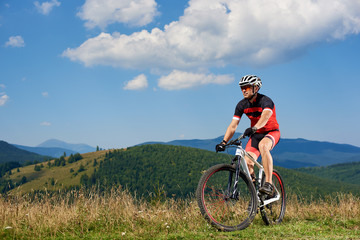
[0,139,95,162]
[13,144,77,158]
[2,136,360,168]
[0,141,49,164]
[37,139,95,154]
[138,134,360,168]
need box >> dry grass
[1,188,359,239]
[285,193,360,222]
[0,187,204,239]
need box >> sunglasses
[240,85,252,91]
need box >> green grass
[1,189,359,239]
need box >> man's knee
[245,157,254,166]
[245,153,257,165]
[259,138,272,153]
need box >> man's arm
[254,109,273,130]
[223,118,240,142]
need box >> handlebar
[225,134,246,146]
[219,134,258,164]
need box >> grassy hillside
[5,150,109,193]
[4,144,360,199]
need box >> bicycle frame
[230,140,281,207]
[197,134,286,230]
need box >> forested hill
[86,144,230,198]
[82,144,360,199]
[297,161,360,185]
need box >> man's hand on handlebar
[215,140,227,152]
[243,127,257,137]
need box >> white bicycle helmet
[239,75,262,89]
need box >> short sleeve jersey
[233,93,279,134]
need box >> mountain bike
[196,134,286,231]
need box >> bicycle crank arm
[259,189,281,207]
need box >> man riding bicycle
[216,75,280,196]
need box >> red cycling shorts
[245,130,280,158]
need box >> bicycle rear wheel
[196,164,257,231]
[260,169,286,225]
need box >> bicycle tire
[196,164,257,231]
[260,169,286,225]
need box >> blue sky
[1,0,360,149]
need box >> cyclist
[216,75,280,196]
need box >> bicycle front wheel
[260,169,286,225]
[196,164,257,231]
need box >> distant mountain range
[36,139,95,154]
[1,135,360,169]
[13,144,77,158]
[0,141,48,164]
[139,134,360,168]
[0,139,96,162]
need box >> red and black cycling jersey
[233,93,279,134]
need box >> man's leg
[244,135,260,176]
[245,152,258,176]
[258,137,274,184]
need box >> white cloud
[5,36,25,48]
[64,0,360,68]
[34,0,61,15]
[42,92,49,97]
[0,94,9,106]
[0,86,9,106]
[77,0,158,29]
[158,70,234,90]
[40,121,51,126]
[123,74,148,90]
[64,0,360,88]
